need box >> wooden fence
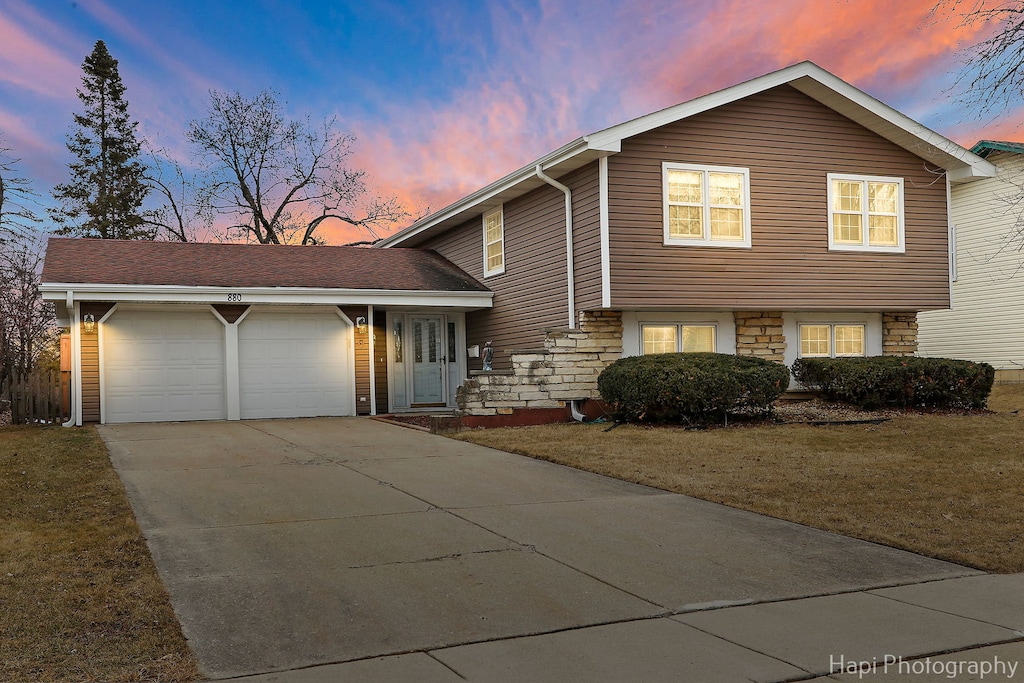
[3,368,68,425]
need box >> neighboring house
[42,61,997,425]
[377,61,995,416]
[919,140,1024,381]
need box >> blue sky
[2,0,1022,242]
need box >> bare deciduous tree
[0,139,41,241]
[141,147,213,242]
[187,90,407,245]
[0,236,57,396]
[934,1,1024,115]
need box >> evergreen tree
[51,40,152,239]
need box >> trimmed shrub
[791,356,995,410]
[597,352,791,425]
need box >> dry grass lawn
[456,384,1024,573]
[0,425,201,683]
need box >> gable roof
[970,140,1024,158]
[42,238,488,292]
[379,61,997,249]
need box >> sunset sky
[2,0,1023,244]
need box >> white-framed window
[663,163,751,247]
[827,174,905,252]
[798,323,866,358]
[482,206,505,277]
[641,323,717,355]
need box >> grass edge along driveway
[0,425,201,683]
[456,384,1024,574]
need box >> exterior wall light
[82,313,96,334]
[355,316,368,333]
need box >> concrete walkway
[99,419,1024,682]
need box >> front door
[411,315,446,405]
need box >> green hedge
[791,356,995,409]
[597,352,791,425]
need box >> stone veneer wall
[456,311,623,416]
[882,312,918,356]
[733,311,786,362]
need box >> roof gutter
[535,164,576,329]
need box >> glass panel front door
[411,316,445,404]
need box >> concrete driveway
[99,419,1023,682]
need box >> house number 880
[227,293,242,302]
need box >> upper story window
[641,324,716,354]
[663,163,751,248]
[482,206,505,277]
[798,323,866,358]
[827,174,905,253]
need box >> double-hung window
[663,163,751,247]
[641,324,716,355]
[827,174,904,252]
[798,323,866,358]
[482,206,505,277]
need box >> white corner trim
[72,303,83,427]
[334,308,358,417]
[96,305,118,425]
[599,156,611,308]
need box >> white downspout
[62,296,81,427]
[535,164,576,329]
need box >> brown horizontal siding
[607,85,950,310]
[570,162,603,311]
[81,334,99,422]
[339,306,372,415]
[422,167,602,369]
[80,302,114,423]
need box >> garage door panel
[104,310,226,423]
[239,309,353,420]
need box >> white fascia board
[377,137,591,248]
[39,283,494,308]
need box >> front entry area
[388,312,464,412]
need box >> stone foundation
[882,312,918,356]
[733,311,786,362]
[456,311,623,416]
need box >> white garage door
[104,309,226,423]
[238,308,354,419]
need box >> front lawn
[455,384,1024,573]
[0,425,200,683]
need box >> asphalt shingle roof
[42,238,489,292]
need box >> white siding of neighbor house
[918,150,1024,369]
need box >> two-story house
[41,62,995,425]
[377,60,995,418]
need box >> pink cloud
[0,7,82,99]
